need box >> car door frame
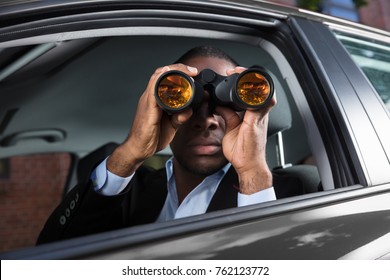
[287,17,390,189]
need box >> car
[0,0,390,260]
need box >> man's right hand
[106,64,198,177]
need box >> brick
[0,153,71,252]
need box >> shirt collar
[165,156,231,181]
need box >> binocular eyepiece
[155,67,274,114]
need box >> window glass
[335,32,390,112]
[0,153,71,253]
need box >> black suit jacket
[37,165,307,244]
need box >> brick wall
[359,0,390,31]
[0,153,71,253]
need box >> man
[37,46,277,244]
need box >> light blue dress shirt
[91,157,276,221]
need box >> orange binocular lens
[236,71,272,107]
[156,73,193,110]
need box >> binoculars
[155,67,274,114]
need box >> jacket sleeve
[36,178,131,244]
[36,165,168,245]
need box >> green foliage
[353,0,369,8]
[297,0,322,11]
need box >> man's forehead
[184,56,235,76]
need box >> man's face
[170,56,236,176]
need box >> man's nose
[191,96,219,131]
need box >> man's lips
[188,139,221,155]
[190,145,221,155]
[188,139,222,155]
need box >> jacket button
[65,208,70,217]
[70,200,75,210]
[60,215,66,225]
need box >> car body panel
[2,184,390,259]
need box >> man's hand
[107,64,198,177]
[215,67,276,194]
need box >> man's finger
[170,108,193,129]
[215,106,241,133]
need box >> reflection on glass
[237,72,271,106]
[157,75,192,109]
[335,31,390,112]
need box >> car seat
[267,86,321,197]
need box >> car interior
[0,27,325,253]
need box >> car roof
[1,0,389,35]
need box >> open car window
[0,31,323,254]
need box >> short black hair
[175,45,239,66]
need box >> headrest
[77,142,118,183]
[267,86,292,138]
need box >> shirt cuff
[91,157,134,196]
[237,186,276,207]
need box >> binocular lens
[237,72,271,106]
[157,74,192,109]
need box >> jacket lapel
[206,166,239,212]
[126,167,168,226]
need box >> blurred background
[269,0,390,31]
